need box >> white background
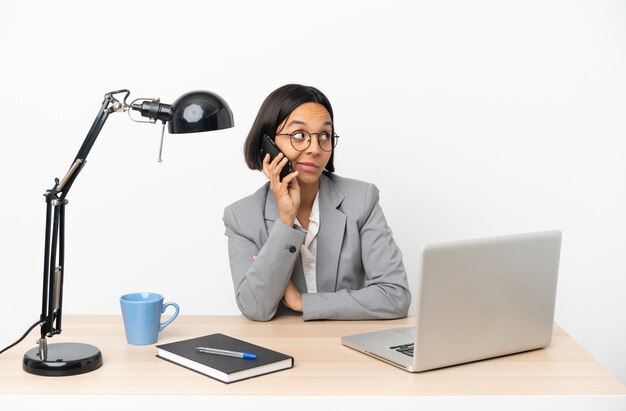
[0,0,624,386]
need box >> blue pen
[195,346,257,359]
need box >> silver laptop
[342,230,562,372]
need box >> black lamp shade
[168,91,234,134]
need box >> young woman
[223,84,410,321]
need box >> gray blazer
[223,173,411,321]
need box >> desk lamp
[22,89,234,376]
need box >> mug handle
[159,302,180,332]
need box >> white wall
[1,0,624,384]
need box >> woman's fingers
[263,153,291,189]
[281,169,299,191]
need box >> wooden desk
[1,315,625,397]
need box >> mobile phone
[261,134,292,181]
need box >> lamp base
[23,342,103,376]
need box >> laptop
[341,230,562,372]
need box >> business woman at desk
[223,84,410,321]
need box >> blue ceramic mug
[120,292,179,345]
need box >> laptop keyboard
[389,343,414,357]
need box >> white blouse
[295,192,320,293]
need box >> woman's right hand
[262,153,300,227]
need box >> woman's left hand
[282,280,303,312]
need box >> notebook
[342,230,561,372]
[156,333,293,383]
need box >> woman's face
[274,102,333,186]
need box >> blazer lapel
[316,174,346,292]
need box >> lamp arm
[38,90,129,347]
[57,90,130,196]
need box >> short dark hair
[243,84,335,173]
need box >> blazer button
[288,245,297,253]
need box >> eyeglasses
[275,130,339,152]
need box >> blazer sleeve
[301,184,411,320]
[223,205,306,321]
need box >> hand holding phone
[261,135,292,181]
[260,134,300,226]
